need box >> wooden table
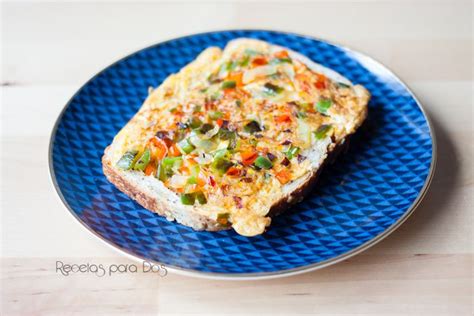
[2,1,472,315]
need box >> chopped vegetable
[204,125,220,139]
[299,102,313,112]
[280,63,295,81]
[210,91,221,101]
[315,81,326,89]
[149,137,168,160]
[177,138,195,154]
[168,144,182,157]
[252,57,268,66]
[233,196,243,209]
[314,124,332,139]
[226,166,242,177]
[207,72,220,84]
[195,152,213,165]
[296,111,307,119]
[199,123,214,134]
[316,98,332,114]
[187,117,202,129]
[217,60,237,78]
[217,127,235,140]
[209,111,224,120]
[241,150,258,165]
[162,156,182,166]
[248,137,258,147]
[169,174,188,188]
[190,163,200,175]
[276,169,291,184]
[173,129,187,143]
[239,55,250,67]
[186,166,206,186]
[337,82,351,88]
[195,192,207,204]
[144,162,157,176]
[161,156,183,179]
[211,156,233,175]
[155,130,174,142]
[180,193,195,205]
[133,149,151,171]
[285,146,300,160]
[217,213,231,226]
[211,149,232,175]
[297,117,312,148]
[281,157,291,166]
[242,65,277,83]
[270,57,292,65]
[274,50,290,59]
[315,74,327,90]
[254,156,273,169]
[188,133,215,152]
[156,163,166,181]
[297,154,307,163]
[217,129,237,150]
[266,152,276,161]
[221,80,236,90]
[187,175,198,184]
[263,82,284,95]
[181,191,207,205]
[275,114,292,123]
[116,151,138,170]
[228,72,243,87]
[213,148,228,159]
[243,120,262,133]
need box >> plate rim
[48,29,437,280]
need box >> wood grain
[1,1,472,315]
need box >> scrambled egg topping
[109,39,369,236]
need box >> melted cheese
[108,38,369,236]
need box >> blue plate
[49,30,435,279]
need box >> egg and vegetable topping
[110,39,369,236]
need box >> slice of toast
[102,39,370,236]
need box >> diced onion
[203,124,220,139]
[188,132,216,152]
[168,175,188,188]
[280,63,295,81]
[242,65,277,84]
[195,152,213,165]
[297,118,312,148]
[215,140,229,151]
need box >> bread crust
[102,128,358,233]
[102,152,224,232]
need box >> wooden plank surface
[1,1,472,315]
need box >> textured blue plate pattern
[50,30,434,278]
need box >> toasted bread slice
[102,39,370,236]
